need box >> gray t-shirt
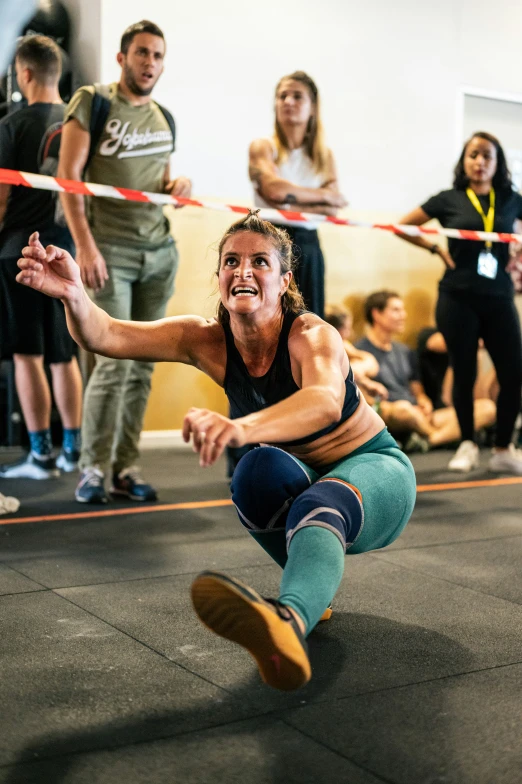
[355,337,419,404]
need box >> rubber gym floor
[0,446,521,784]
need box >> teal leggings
[231,429,417,633]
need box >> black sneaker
[111,467,157,502]
[75,468,108,504]
[0,452,59,480]
[56,448,80,473]
[191,570,311,691]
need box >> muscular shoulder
[249,137,276,158]
[288,312,344,356]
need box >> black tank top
[223,311,360,446]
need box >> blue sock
[29,428,53,457]
[279,527,345,636]
[62,428,81,453]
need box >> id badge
[477,251,498,279]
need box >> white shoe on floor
[448,440,479,472]
[0,493,20,515]
[488,444,522,476]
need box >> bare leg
[473,398,496,430]
[429,399,496,447]
[380,400,435,439]
[429,407,460,447]
[50,358,83,429]
[13,354,51,432]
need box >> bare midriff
[278,398,387,471]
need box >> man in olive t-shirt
[58,20,192,504]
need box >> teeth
[233,288,256,295]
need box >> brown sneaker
[319,604,333,622]
[191,571,311,691]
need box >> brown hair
[120,20,165,55]
[324,305,352,332]
[274,71,329,175]
[364,290,401,325]
[216,211,305,324]
[16,35,61,84]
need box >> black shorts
[0,256,75,363]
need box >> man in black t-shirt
[0,35,82,480]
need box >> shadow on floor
[2,613,474,784]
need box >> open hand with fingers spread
[17,232,83,302]
[182,408,246,467]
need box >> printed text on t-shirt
[99,119,172,159]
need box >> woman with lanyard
[248,70,347,319]
[397,131,522,474]
[17,213,416,691]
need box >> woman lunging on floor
[17,212,417,692]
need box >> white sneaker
[488,444,522,476]
[0,493,20,515]
[448,440,480,472]
[0,452,59,479]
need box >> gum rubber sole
[319,605,333,622]
[191,571,311,691]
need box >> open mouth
[231,286,258,297]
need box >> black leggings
[436,290,522,447]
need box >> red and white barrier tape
[1,168,521,244]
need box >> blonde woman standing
[249,71,347,318]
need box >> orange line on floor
[0,498,234,525]
[0,476,521,526]
[416,476,522,492]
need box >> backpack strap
[83,86,176,174]
[84,83,112,174]
[155,102,176,151]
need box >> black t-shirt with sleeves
[0,103,74,259]
[421,188,522,297]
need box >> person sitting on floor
[324,305,389,402]
[355,290,496,455]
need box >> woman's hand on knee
[182,408,247,467]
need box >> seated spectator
[324,305,388,401]
[355,291,496,454]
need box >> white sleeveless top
[253,139,324,230]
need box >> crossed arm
[248,139,347,215]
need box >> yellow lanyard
[466,187,495,250]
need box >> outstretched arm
[17,233,207,364]
[183,319,348,466]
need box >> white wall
[62,0,102,85]
[63,0,522,213]
[97,0,460,211]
